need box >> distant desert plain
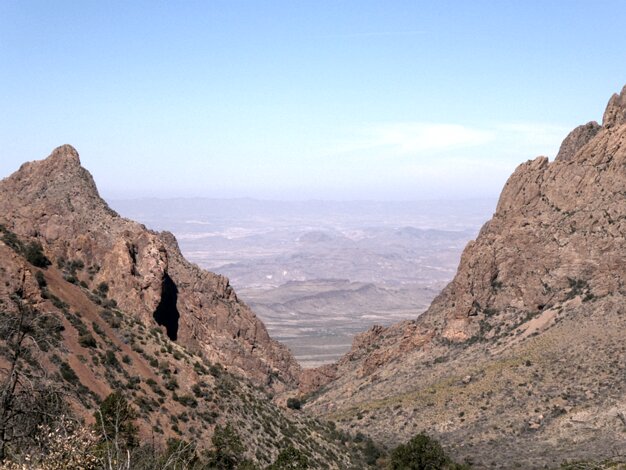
[111,198,496,367]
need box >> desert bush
[23,241,51,268]
[103,350,120,369]
[78,334,97,348]
[96,282,109,297]
[176,395,198,408]
[59,362,80,385]
[0,417,100,470]
[286,397,302,410]
[35,271,47,289]
[388,433,468,470]
[267,445,309,469]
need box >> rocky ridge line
[0,145,301,390]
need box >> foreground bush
[388,433,469,470]
[0,418,100,470]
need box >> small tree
[267,445,309,469]
[23,241,51,268]
[0,295,64,462]
[388,433,452,470]
[208,423,245,469]
[286,397,301,410]
[94,391,139,470]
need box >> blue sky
[1,1,625,200]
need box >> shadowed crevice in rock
[153,272,179,340]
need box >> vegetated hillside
[0,149,380,468]
[303,86,626,468]
[0,239,379,468]
[0,145,300,392]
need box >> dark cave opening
[153,272,179,341]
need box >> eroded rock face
[602,84,626,128]
[336,85,626,354]
[302,85,626,389]
[0,146,301,390]
[555,121,601,162]
[304,85,626,467]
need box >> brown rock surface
[305,86,626,467]
[0,145,301,390]
[555,121,601,162]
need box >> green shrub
[177,395,198,408]
[164,377,178,391]
[104,350,120,368]
[286,397,302,410]
[388,433,465,470]
[0,225,23,251]
[0,226,52,268]
[267,445,309,469]
[78,333,97,348]
[35,270,47,289]
[59,362,79,384]
[96,282,109,297]
[49,294,68,310]
[23,241,51,268]
[209,363,223,378]
[68,259,85,273]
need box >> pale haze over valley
[110,197,496,366]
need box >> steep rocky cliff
[304,86,626,468]
[0,146,301,391]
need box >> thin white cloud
[371,123,494,153]
[332,122,495,156]
[329,121,569,160]
[320,30,427,39]
[493,122,570,157]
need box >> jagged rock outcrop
[602,84,626,128]
[555,121,600,161]
[305,86,626,468]
[0,145,301,390]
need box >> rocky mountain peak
[0,147,302,391]
[602,84,626,128]
[4,145,108,221]
[554,121,601,162]
[49,143,81,163]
